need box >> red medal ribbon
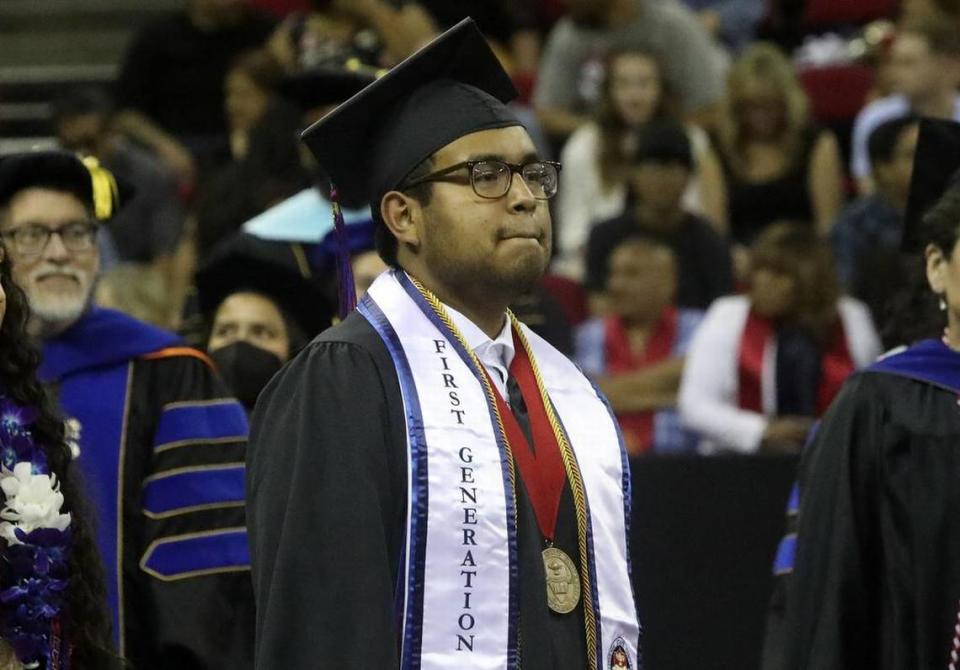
[482,328,568,542]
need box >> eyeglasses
[402,159,562,200]
[0,221,98,257]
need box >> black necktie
[506,373,535,455]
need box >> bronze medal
[542,546,580,614]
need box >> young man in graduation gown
[0,152,254,669]
[246,19,641,670]
[767,118,960,669]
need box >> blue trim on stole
[141,529,250,579]
[153,401,249,450]
[590,379,644,655]
[867,338,960,393]
[142,465,245,516]
[57,362,130,646]
[396,272,521,669]
[357,295,429,669]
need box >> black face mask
[210,341,284,411]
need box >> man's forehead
[434,126,536,163]
[4,187,89,224]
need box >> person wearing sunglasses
[247,19,640,670]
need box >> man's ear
[926,242,947,295]
[381,191,422,250]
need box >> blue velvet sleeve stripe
[142,464,245,518]
[140,528,251,581]
[773,533,797,575]
[153,400,249,453]
[787,483,800,516]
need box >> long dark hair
[595,47,675,191]
[884,180,960,346]
[0,250,118,667]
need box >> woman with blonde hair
[555,47,727,279]
[715,43,844,250]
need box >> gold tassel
[81,156,119,220]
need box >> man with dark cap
[246,19,640,670]
[0,152,254,669]
[762,118,960,670]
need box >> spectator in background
[398,0,543,87]
[586,119,734,310]
[832,117,918,324]
[194,49,309,258]
[533,0,729,140]
[196,233,330,412]
[678,223,880,455]
[850,19,960,192]
[681,0,764,53]
[53,88,187,267]
[0,152,253,668]
[576,236,703,455]
[555,47,727,279]
[714,43,844,255]
[113,0,275,182]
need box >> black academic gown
[40,308,254,669]
[771,369,960,670]
[247,310,589,668]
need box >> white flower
[0,462,71,545]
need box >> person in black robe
[0,151,254,669]
[246,19,638,670]
[766,118,960,670]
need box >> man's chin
[27,293,89,332]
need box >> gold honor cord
[81,156,119,220]
[409,276,598,670]
[510,318,599,670]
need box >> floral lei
[0,395,72,669]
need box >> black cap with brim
[279,64,379,112]
[0,150,132,220]
[903,118,960,253]
[300,18,520,211]
[195,233,332,338]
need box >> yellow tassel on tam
[80,156,119,220]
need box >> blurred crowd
[25,0,960,458]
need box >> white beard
[23,266,94,332]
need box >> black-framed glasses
[403,159,562,200]
[0,221,98,256]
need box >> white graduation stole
[358,270,640,670]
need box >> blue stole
[39,308,180,647]
[868,338,960,393]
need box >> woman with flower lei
[0,246,115,668]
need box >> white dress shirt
[444,304,515,399]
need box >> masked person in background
[195,232,329,412]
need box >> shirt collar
[444,303,516,372]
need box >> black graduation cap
[903,118,960,253]
[301,18,520,210]
[0,150,132,221]
[195,233,333,338]
[278,62,380,113]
